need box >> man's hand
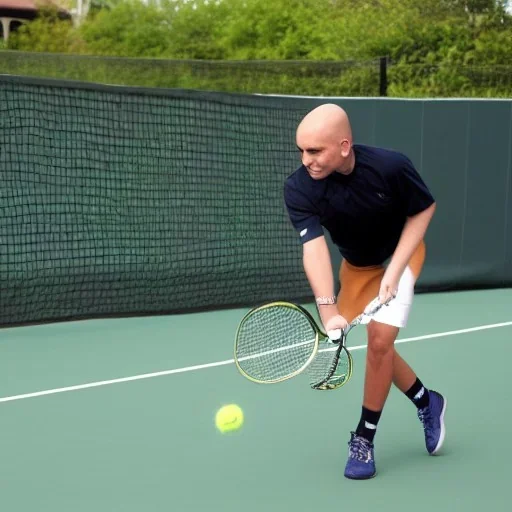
[325,314,349,341]
[379,270,399,305]
[318,304,348,341]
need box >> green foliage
[0,51,381,96]
[217,0,333,60]
[2,0,512,97]
[79,0,173,57]
[163,0,232,59]
[7,6,84,53]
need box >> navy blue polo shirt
[283,144,435,267]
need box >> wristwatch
[315,296,337,306]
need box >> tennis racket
[234,296,388,390]
[309,296,386,390]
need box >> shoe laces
[418,406,433,429]
[418,407,437,445]
[348,434,373,462]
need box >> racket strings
[307,341,351,389]
[235,305,318,383]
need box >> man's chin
[307,170,330,180]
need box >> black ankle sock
[405,377,430,409]
[355,406,382,443]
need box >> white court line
[240,338,315,360]
[1,320,511,404]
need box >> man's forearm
[387,202,436,281]
[303,236,339,323]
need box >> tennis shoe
[344,432,376,480]
[418,390,446,455]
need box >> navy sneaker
[418,390,447,455]
[344,432,376,480]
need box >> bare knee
[367,321,399,359]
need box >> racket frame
[234,301,323,384]
[309,332,353,390]
[310,296,388,390]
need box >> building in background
[0,0,70,41]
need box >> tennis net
[0,75,312,326]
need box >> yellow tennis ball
[215,404,244,433]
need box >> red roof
[0,1,35,9]
[0,1,63,11]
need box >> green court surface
[1,288,511,512]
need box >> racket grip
[327,329,342,342]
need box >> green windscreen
[0,76,312,326]
[2,75,512,327]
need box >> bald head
[296,104,352,146]
[296,104,354,179]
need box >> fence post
[379,57,388,96]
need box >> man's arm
[380,202,436,302]
[303,236,347,333]
[283,178,347,333]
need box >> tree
[79,0,173,57]
[7,6,84,53]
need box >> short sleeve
[388,155,435,216]
[283,180,324,244]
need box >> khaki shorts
[337,241,426,328]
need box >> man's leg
[388,240,436,416]
[337,260,392,480]
[362,330,423,410]
[343,321,396,480]
[393,349,447,455]
[355,334,428,447]
[363,322,399,410]
[392,349,416,391]
[344,322,446,480]
[340,242,446,479]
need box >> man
[283,103,446,480]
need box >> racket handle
[327,329,342,342]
